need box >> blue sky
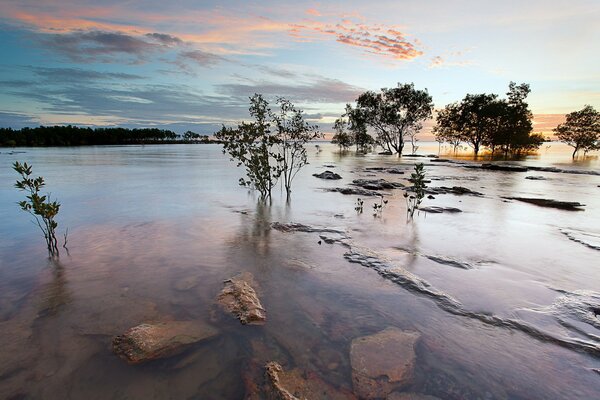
[0,0,598,135]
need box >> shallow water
[0,142,599,399]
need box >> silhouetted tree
[344,104,374,152]
[554,105,600,158]
[351,83,433,155]
[331,117,354,150]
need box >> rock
[326,187,382,197]
[112,321,219,364]
[352,179,405,191]
[379,151,393,155]
[419,206,462,214]
[420,186,483,196]
[479,163,528,172]
[271,222,344,234]
[262,361,357,400]
[525,176,547,180]
[502,197,585,211]
[350,327,421,399]
[560,229,600,250]
[217,272,266,325]
[173,275,202,291]
[365,167,388,171]
[313,171,342,180]
[387,392,441,400]
[387,168,405,174]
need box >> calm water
[0,142,599,399]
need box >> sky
[0,0,598,137]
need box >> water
[0,142,599,399]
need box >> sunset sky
[0,0,598,136]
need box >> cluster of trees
[433,82,543,156]
[0,126,181,147]
[332,83,434,155]
[331,82,600,158]
[215,94,321,200]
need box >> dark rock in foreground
[503,197,585,211]
[525,176,547,180]
[350,327,420,399]
[313,170,342,180]
[217,272,266,325]
[112,321,219,364]
[419,206,462,214]
[352,179,405,191]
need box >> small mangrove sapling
[13,161,65,257]
[404,163,427,219]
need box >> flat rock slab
[217,272,266,325]
[262,361,357,400]
[326,187,382,197]
[350,327,420,399]
[502,197,585,211]
[419,206,462,214]
[112,321,219,364]
[352,179,405,191]
[313,170,342,180]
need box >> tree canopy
[434,82,542,156]
[349,83,433,155]
[554,105,600,158]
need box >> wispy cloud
[289,18,422,61]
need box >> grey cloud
[145,32,183,46]
[216,77,364,103]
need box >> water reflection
[37,260,71,317]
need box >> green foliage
[215,94,321,200]
[350,83,434,155]
[13,162,62,257]
[404,163,426,220]
[434,82,541,156]
[554,105,600,158]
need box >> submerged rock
[313,170,342,180]
[258,361,357,400]
[387,393,441,400]
[419,206,462,214]
[502,197,585,211]
[350,327,421,399]
[430,186,483,196]
[112,321,219,364]
[217,272,266,325]
[352,179,405,191]
[479,163,528,172]
[326,187,382,197]
[271,222,344,234]
[560,228,600,250]
[387,168,405,174]
[525,175,547,180]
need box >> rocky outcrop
[560,228,600,250]
[525,176,547,180]
[502,197,585,211]
[352,179,405,191]
[419,206,462,214]
[387,168,405,174]
[430,186,483,196]
[217,272,266,325]
[260,362,357,400]
[326,187,382,197]
[478,163,528,172]
[350,327,421,399]
[112,321,219,364]
[313,171,342,180]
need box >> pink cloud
[306,8,321,17]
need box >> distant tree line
[0,126,216,147]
